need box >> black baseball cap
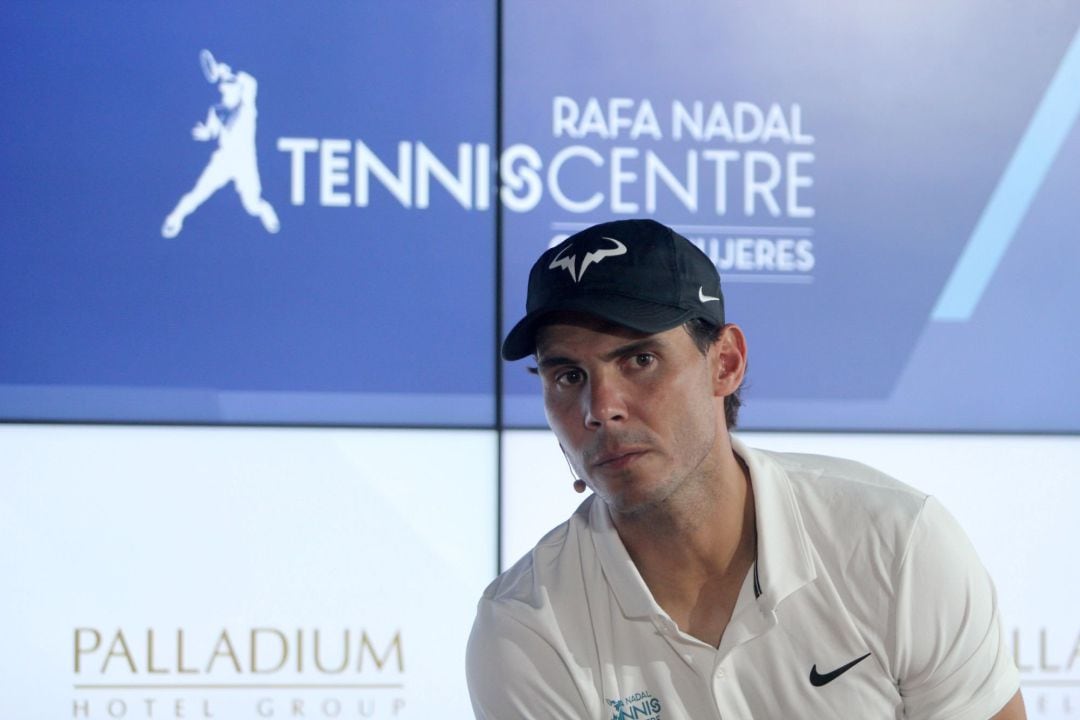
[502,219,725,360]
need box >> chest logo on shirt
[606,690,662,719]
[809,651,872,687]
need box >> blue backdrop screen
[3,1,1079,432]
[500,1,1080,432]
[0,2,496,426]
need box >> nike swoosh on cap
[809,652,871,687]
[698,287,720,303]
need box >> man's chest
[577,576,901,718]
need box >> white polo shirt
[467,438,1019,719]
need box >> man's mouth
[592,448,648,470]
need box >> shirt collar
[732,435,818,611]
[589,494,666,620]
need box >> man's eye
[557,369,584,385]
[633,353,655,367]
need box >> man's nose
[584,372,628,428]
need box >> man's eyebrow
[535,355,578,370]
[601,337,664,362]
[535,338,665,370]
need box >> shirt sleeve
[466,597,595,720]
[893,496,1020,720]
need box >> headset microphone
[557,443,589,494]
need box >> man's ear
[711,324,747,398]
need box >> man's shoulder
[467,496,608,718]
[480,495,597,610]
[755,445,929,527]
[745,444,935,587]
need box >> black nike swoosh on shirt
[809,652,872,687]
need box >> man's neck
[611,446,756,647]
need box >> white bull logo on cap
[548,236,627,283]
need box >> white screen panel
[0,425,497,720]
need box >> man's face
[535,314,725,517]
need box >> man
[467,219,1024,718]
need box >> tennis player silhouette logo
[162,50,280,238]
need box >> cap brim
[501,295,702,361]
